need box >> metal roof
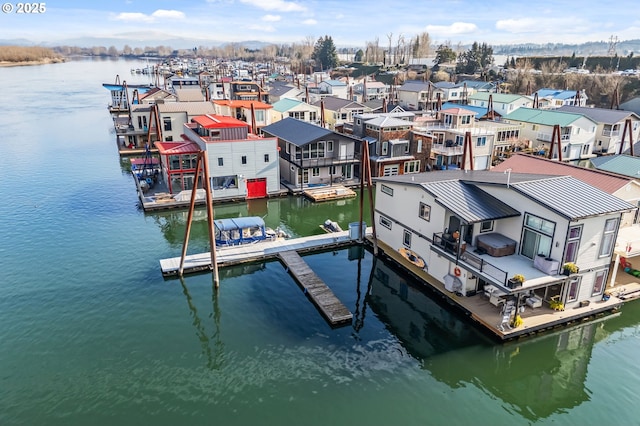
[271,98,306,113]
[510,175,635,219]
[375,170,635,220]
[590,154,640,179]
[422,179,521,223]
[503,107,589,127]
[557,105,638,124]
[493,154,632,194]
[261,117,334,146]
[468,92,529,103]
[398,80,432,93]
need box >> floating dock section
[278,250,353,326]
[159,228,371,277]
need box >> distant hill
[495,39,640,57]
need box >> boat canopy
[214,217,265,231]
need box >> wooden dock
[159,228,371,277]
[278,250,353,326]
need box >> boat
[214,217,288,246]
[320,219,343,233]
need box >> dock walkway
[159,228,371,277]
[278,250,353,326]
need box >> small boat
[214,217,288,246]
[320,219,343,233]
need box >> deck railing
[433,232,508,285]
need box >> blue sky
[1,0,639,47]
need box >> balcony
[432,232,563,293]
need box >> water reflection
[179,275,225,370]
[367,260,609,420]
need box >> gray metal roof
[375,170,635,220]
[557,105,638,124]
[261,117,334,146]
[510,175,635,219]
[422,180,521,223]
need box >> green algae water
[1,58,640,425]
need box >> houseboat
[214,217,287,246]
[371,170,636,340]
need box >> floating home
[371,170,636,340]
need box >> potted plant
[562,262,578,276]
[549,295,564,311]
[508,274,525,288]
[512,314,523,328]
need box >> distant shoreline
[0,57,65,67]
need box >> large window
[211,175,237,189]
[521,213,555,259]
[599,218,618,257]
[302,141,325,159]
[163,117,172,131]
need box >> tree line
[0,46,63,63]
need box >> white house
[373,170,634,323]
[502,107,598,161]
[467,92,533,115]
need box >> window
[599,218,618,257]
[380,184,394,196]
[404,160,420,174]
[382,141,388,155]
[380,216,392,229]
[403,229,412,248]
[241,156,247,165]
[592,270,607,296]
[480,221,493,233]
[211,175,237,189]
[476,136,486,147]
[567,278,580,302]
[565,225,582,263]
[312,167,320,177]
[455,135,464,145]
[329,165,336,175]
[327,141,333,152]
[218,157,224,167]
[461,115,471,124]
[521,213,555,259]
[417,139,423,153]
[264,154,269,162]
[163,117,172,131]
[419,203,430,221]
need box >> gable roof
[620,97,640,115]
[261,117,333,146]
[375,170,634,220]
[440,102,498,119]
[535,88,579,100]
[468,92,530,103]
[557,105,639,124]
[313,96,366,111]
[156,101,216,115]
[590,154,640,178]
[155,140,200,154]
[319,79,347,87]
[268,83,299,97]
[493,154,632,194]
[364,115,414,128]
[398,80,432,93]
[503,107,590,126]
[271,98,309,113]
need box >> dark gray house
[261,118,361,188]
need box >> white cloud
[262,14,281,22]
[425,22,478,35]
[248,24,276,32]
[151,10,186,20]
[335,13,344,19]
[240,0,306,12]
[114,9,185,23]
[496,18,545,33]
[302,19,317,25]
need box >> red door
[246,178,267,199]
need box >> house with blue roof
[534,88,588,109]
[502,107,598,161]
[314,79,349,100]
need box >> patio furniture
[526,296,542,308]
[484,285,507,307]
[534,256,560,275]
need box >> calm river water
[1,58,639,425]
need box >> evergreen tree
[355,49,364,62]
[311,35,339,71]
[434,44,456,65]
[456,42,493,74]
